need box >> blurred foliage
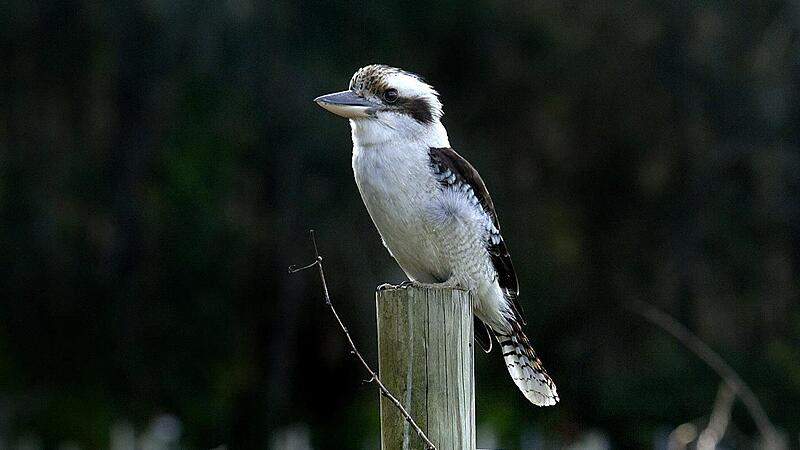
[1,0,799,448]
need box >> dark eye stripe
[401,97,433,124]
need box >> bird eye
[383,88,399,103]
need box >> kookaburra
[314,64,558,406]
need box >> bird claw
[376,280,415,291]
[416,279,468,291]
[377,280,467,291]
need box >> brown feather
[428,146,527,325]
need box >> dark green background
[2,0,799,448]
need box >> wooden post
[376,286,476,450]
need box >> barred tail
[497,320,559,406]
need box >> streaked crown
[348,64,443,124]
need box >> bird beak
[314,90,376,118]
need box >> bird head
[315,65,447,146]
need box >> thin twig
[626,299,784,450]
[696,382,736,450]
[289,230,437,450]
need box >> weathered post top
[376,286,476,450]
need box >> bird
[314,64,558,406]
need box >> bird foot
[408,279,468,291]
[376,281,411,291]
[377,279,467,291]
[413,279,469,291]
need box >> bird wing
[428,147,526,325]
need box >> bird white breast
[349,116,513,330]
[352,139,451,283]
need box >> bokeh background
[2,1,800,449]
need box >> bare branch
[289,230,437,450]
[697,382,736,450]
[626,299,784,450]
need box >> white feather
[349,94,513,331]
[337,65,558,407]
